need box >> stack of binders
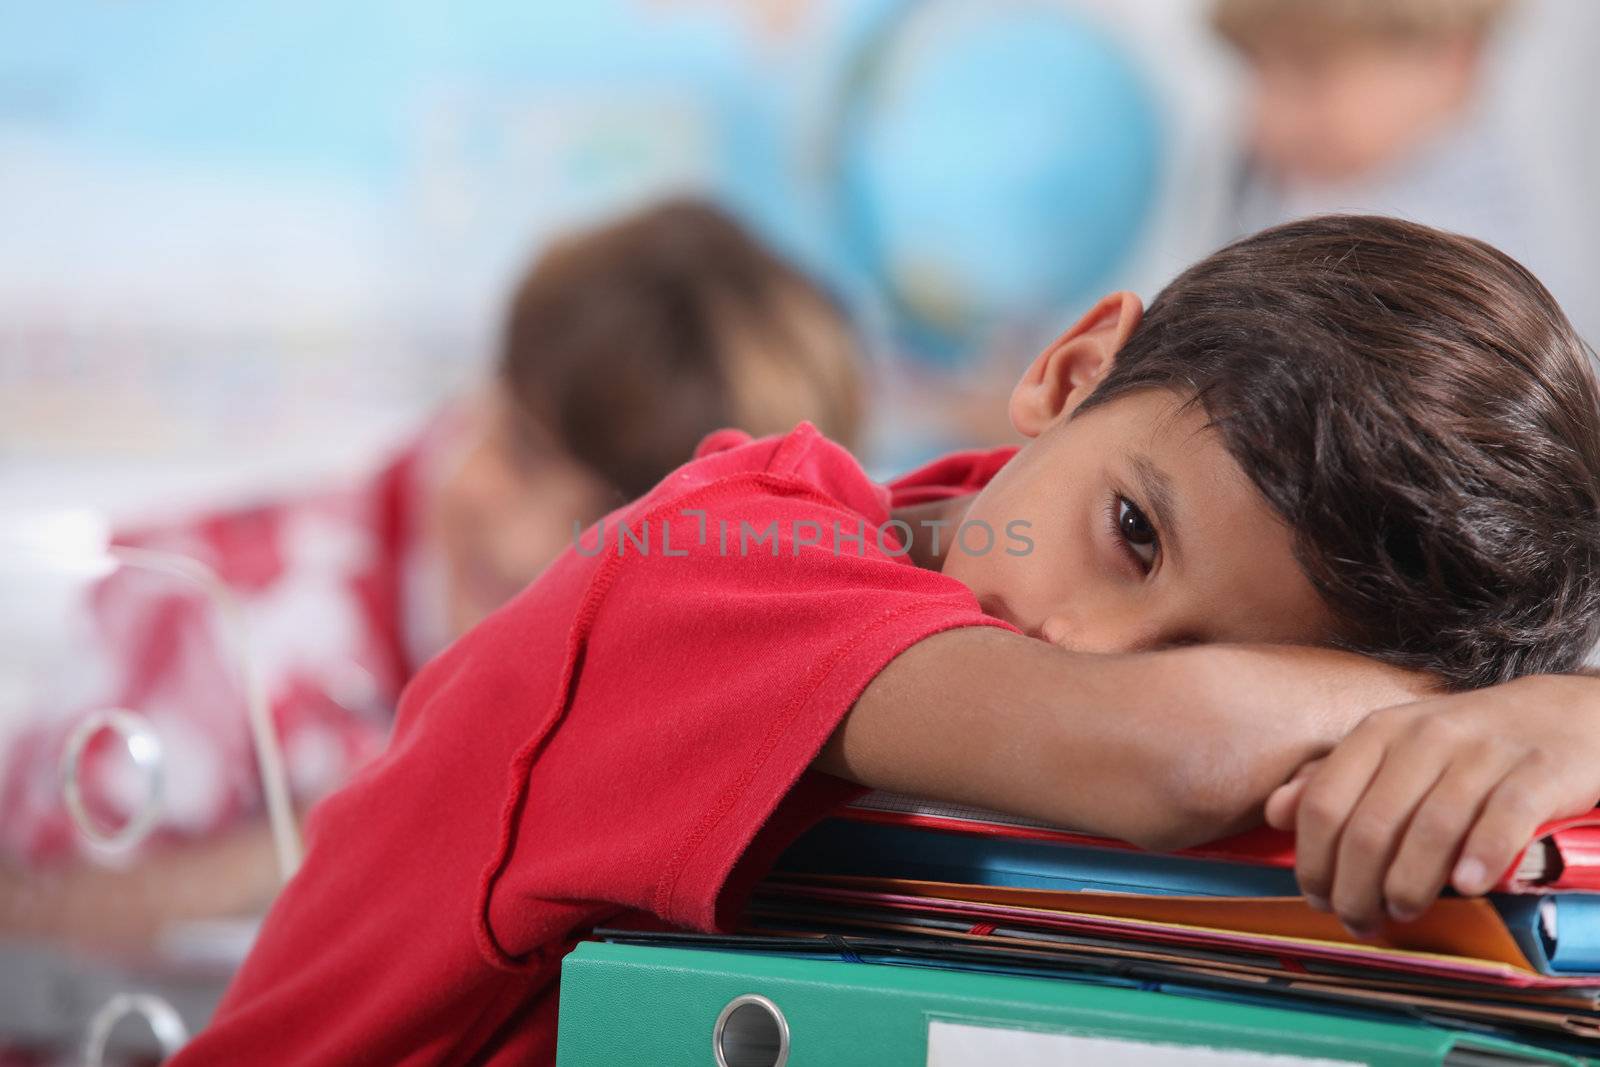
[561,793,1600,1065]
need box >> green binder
[556,941,1585,1067]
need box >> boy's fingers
[1327,751,1446,936]
[1452,764,1562,897]
[1266,758,1326,830]
[1264,778,1305,830]
[1379,754,1505,923]
[1289,758,1326,783]
[1294,727,1391,910]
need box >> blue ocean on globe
[836,0,1164,361]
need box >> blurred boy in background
[431,199,863,644]
[1215,0,1524,257]
[0,199,862,948]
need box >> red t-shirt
[169,423,1019,1066]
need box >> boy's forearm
[818,629,1431,850]
[1139,643,1437,844]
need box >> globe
[835,0,1163,361]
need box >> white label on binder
[927,1020,1361,1066]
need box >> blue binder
[1497,895,1600,975]
[777,815,1300,896]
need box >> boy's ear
[1009,291,1143,438]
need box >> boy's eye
[1116,496,1159,568]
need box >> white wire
[108,546,303,880]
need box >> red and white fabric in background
[0,433,442,866]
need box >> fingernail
[1387,901,1422,924]
[1342,920,1377,940]
[1453,857,1488,895]
[1304,894,1329,913]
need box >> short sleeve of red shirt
[480,424,1012,957]
[170,423,1014,1066]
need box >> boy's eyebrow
[1130,454,1181,563]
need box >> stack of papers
[729,792,1600,1058]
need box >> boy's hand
[1264,674,1600,937]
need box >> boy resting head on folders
[166,214,1600,1066]
[835,213,1600,940]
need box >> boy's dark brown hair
[1081,215,1600,688]
[499,198,863,501]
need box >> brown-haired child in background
[438,197,862,641]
